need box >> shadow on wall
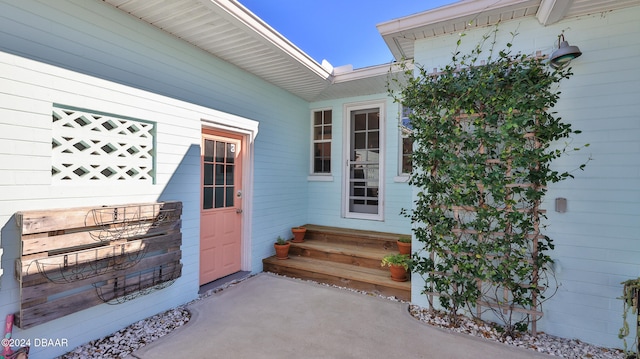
[1,215,19,301]
[156,144,201,294]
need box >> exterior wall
[0,0,309,357]
[410,7,640,348]
[308,94,412,235]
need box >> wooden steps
[262,225,410,301]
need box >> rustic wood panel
[14,201,182,329]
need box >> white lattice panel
[51,107,155,182]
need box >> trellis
[391,37,579,335]
[422,109,546,333]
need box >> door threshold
[198,271,251,295]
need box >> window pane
[226,187,234,207]
[321,142,331,157]
[323,124,332,139]
[203,187,213,209]
[314,126,323,140]
[215,164,224,185]
[402,155,412,174]
[226,164,234,185]
[204,164,214,185]
[354,114,366,130]
[204,140,214,162]
[226,143,235,163]
[368,112,379,129]
[314,111,323,125]
[322,159,330,173]
[368,131,379,149]
[215,141,225,163]
[324,110,332,124]
[215,187,224,208]
[354,133,366,150]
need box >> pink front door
[200,129,243,285]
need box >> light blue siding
[0,0,310,357]
[308,94,412,234]
[410,6,640,348]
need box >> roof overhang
[103,0,333,102]
[377,0,640,61]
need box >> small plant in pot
[291,226,306,243]
[274,236,290,260]
[397,236,411,255]
[381,254,410,282]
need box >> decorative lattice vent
[51,106,155,182]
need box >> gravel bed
[57,307,190,359]
[57,274,628,359]
[410,305,626,359]
[57,276,251,359]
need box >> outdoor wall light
[549,34,582,68]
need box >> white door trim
[201,117,258,273]
[342,100,385,221]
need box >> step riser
[289,246,388,272]
[263,261,410,301]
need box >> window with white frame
[399,105,413,175]
[312,109,332,174]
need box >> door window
[349,109,380,215]
[203,139,235,209]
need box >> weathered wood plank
[16,201,182,235]
[21,219,181,256]
[17,234,182,284]
[20,253,182,305]
[15,262,182,329]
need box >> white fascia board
[377,0,537,36]
[332,62,412,84]
[204,0,333,80]
[376,0,540,60]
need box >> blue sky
[238,0,456,69]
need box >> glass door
[348,108,380,216]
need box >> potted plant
[291,226,306,243]
[274,236,290,260]
[381,254,410,282]
[397,236,411,255]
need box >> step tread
[291,240,395,260]
[303,224,405,241]
[263,255,410,291]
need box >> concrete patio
[128,273,553,359]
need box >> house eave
[103,0,333,102]
[376,0,640,62]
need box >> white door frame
[201,116,258,273]
[342,100,385,221]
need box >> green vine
[620,278,640,358]
[389,28,588,336]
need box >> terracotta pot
[388,264,408,282]
[291,227,306,243]
[397,240,411,255]
[274,242,290,260]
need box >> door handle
[236,209,243,214]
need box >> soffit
[102,0,332,102]
[377,0,640,61]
